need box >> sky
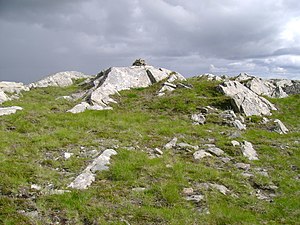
[0,0,300,83]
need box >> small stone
[191,113,206,125]
[221,157,231,163]
[235,163,251,171]
[154,148,163,155]
[64,152,73,159]
[210,183,230,195]
[206,146,224,156]
[193,150,212,160]
[30,184,42,191]
[185,194,204,202]
[183,187,194,195]
[241,172,254,178]
[164,137,177,149]
[231,140,240,146]
[132,187,146,192]
[177,143,199,151]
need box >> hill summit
[0,60,299,224]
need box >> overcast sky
[0,0,300,83]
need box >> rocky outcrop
[0,106,23,116]
[29,71,92,88]
[0,90,9,104]
[198,73,226,81]
[68,149,117,189]
[0,81,29,94]
[218,80,277,116]
[0,81,29,104]
[69,61,185,113]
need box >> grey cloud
[0,0,299,83]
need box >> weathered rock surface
[0,106,23,116]
[0,81,29,94]
[191,113,206,125]
[218,80,277,116]
[67,101,112,114]
[198,73,225,81]
[69,61,185,113]
[68,149,117,189]
[164,137,178,149]
[29,71,92,88]
[234,73,300,98]
[273,119,289,134]
[193,150,212,160]
[0,90,9,104]
[232,119,246,130]
[204,144,224,156]
[241,141,258,160]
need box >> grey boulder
[218,80,277,116]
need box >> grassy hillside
[0,77,299,224]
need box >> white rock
[191,113,206,125]
[206,146,224,156]
[235,163,251,171]
[193,150,212,160]
[177,143,199,151]
[0,81,29,94]
[0,106,23,116]
[164,137,178,149]
[29,71,91,88]
[209,183,230,195]
[182,187,194,195]
[31,184,42,191]
[68,149,117,189]
[231,140,240,146]
[132,187,146,192]
[0,90,9,104]
[218,80,277,116]
[232,120,246,130]
[154,148,163,155]
[89,65,185,108]
[64,152,74,159]
[185,194,204,202]
[158,82,177,96]
[241,141,258,160]
[273,119,289,134]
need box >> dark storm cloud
[0,0,299,83]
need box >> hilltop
[0,60,299,224]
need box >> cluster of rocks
[28,71,92,88]
[197,72,299,117]
[0,71,91,116]
[68,60,186,113]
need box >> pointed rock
[273,119,289,134]
[241,141,258,160]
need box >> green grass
[0,78,299,224]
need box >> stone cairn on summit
[132,58,147,66]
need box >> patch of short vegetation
[0,78,299,224]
